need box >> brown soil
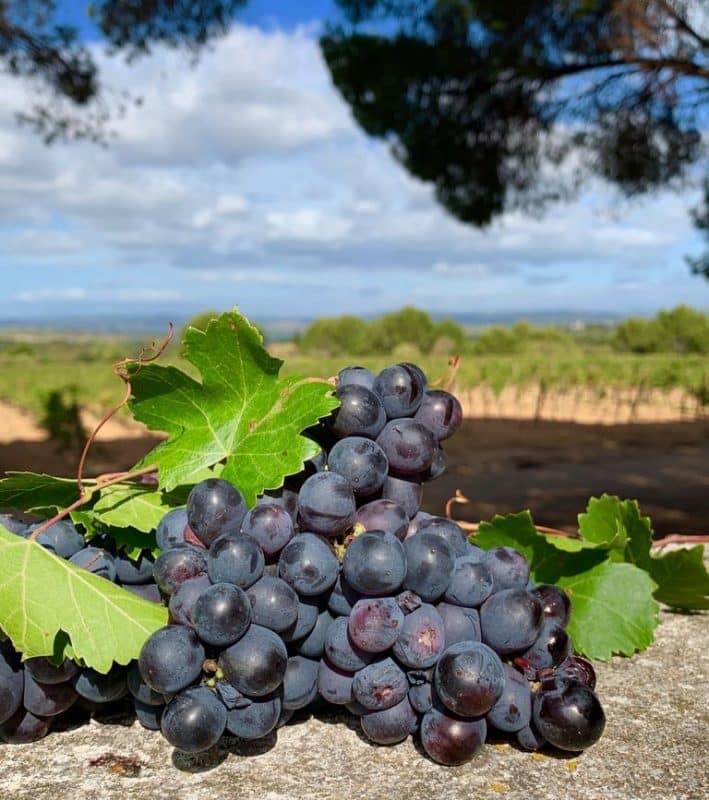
[0,403,707,538]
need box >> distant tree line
[613,306,709,354]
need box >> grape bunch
[0,362,606,766]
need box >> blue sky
[1,2,707,325]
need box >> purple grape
[342,531,406,596]
[219,625,287,697]
[156,507,190,551]
[382,476,422,518]
[516,720,547,751]
[226,690,282,739]
[187,478,247,547]
[295,609,334,659]
[554,656,597,690]
[25,656,78,685]
[435,641,505,717]
[414,390,463,440]
[297,472,356,537]
[23,673,78,716]
[153,546,208,596]
[134,699,164,730]
[317,659,354,705]
[69,547,116,581]
[416,518,468,557]
[420,706,486,766]
[355,499,409,541]
[282,656,320,711]
[123,582,162,603]
[391,604,446,669]
[241,504,294,559]
[257,487,298,525]
[337,366,375,389]
[0,708,52,743]
[327,572,362,616]
[533,680,605,751]
[444,556,494,608]
[531,584,571,626]
[324,616,374,673]
[114,551,155,584]
[483,547,530,592]
[405,511,433,539]
[72,664,127,703]
[486,664,532,733]
[138,625,205,694]
[245,576,299,633]
[436,602,481,647]
[348,598,404,653]
[168,575,212,626]
[424,446,447,480]
[520,619,573,674]
[29,519,85,558]
[207,533,264,588]
[408,679,433,713]
[361,696,417,745]
[161,686,227,753]
[331,384,386,439]
[193,582,251,647]
[373,364,426,418]
[376,419,436,477]
[403,532,455,602]
[0,513,30,536]
[328,437,389,497]
[281,598,320,642]
[352,658,408,711]
[127,662,166,706]
[278,533,339,597]
[479,589,544,655]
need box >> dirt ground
[0,400,706,537]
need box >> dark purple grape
[317,659,354,705]
[531,584,571,627]
[241,504,294,559]
[246,576,299,633]
[114,551,155,584]
[156,507,190,550]
[331,384,386,439]
[23,673,78,716]
[405,511,433,539]
[533,680,606,751]
[480,589,544,655]
[168,575,211,626]
[153,546,208,596]
[127,662,166,706]
[483,547,530,592]
[416,518,468,557]
[408,678,433,713]
[278,533,339,597]
[161,686,227,752]
[134,699,164,730]
[420,706,486,766]
[337,366,375,389]
[382,476,422,518]
[486,664,532,733]
[124,583,162,603]
[352,658,408,711]
[72,664,127,703]
[296,609,334,659]
[520,619,573,674]
[297,473,356,537]
[342,531,406,596]
[436,602,481,647]
[207,533,264,588]
[435,641,505,717]
[348,598,404,653]
[414,390,463,440]
[355,499,409,541]
[376,419,436,477]
[327,572,362,617]
[0,708,52,743]
[444,556,494,608]
[226,690,281,739]
[0,513,30,536]
[24,656,78,685]
[187,478,247,547]
[219,625,287,697]
[373,364,426,418]
[257,487,298,524]
[29,519,85,558]
[282,656,320,711]
[361,696,417,745]
[391,604,445,669]
[138,625,205,694]
[555,656,597,690]
[324,616,373,673]
[403,532,455,602]
[69,547,116,581]
[423,446,447,480]
[281,599,320,642]
[328,437,389,497]
[516,720,547,751]
[193,582,251,647]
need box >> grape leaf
[0,525,167,671]
[557,562,659,660]
[93,484,173,532]
[128,310,338,504]
[645,546,709,610]
[577,495,632,550]
[0,472,78,518]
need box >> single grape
[161,686,227,753]
[423,447,447,480]
[361,696,417,745]
[127,662,166,706]
[479,589,544,655]
[483,547,530,592]
[405,511,433,539]
[168,575,212,627]
[0,513,30,536]
[328,436,389,497]
[124,583,162,603]
[295,609,334,659]
[348,598,404,653]
[381,475,422,518]
[337,366,375,389]
[193,582,251,647]
[156,507,191,550]
[376,419,436,477]
[187,478,247,547]
[138,625,205,694]
[520,619,572,674]
[226,690,282,740]
[0,643,24,725]
[207,533,265,588]
[297,473,356,537]
[531,584,571,627]
[486,664,532,733]
[327,572,362,617]
[352,658,408,711]
[72,664,127,703]
[435,602,481,647]
[24,656,78,685]
[342,531,406,596]
[153,546,208,596]
[278,533,339,597]
[23,673,78,716]
[245,576,299,633]
[355,499,409,541]
[0,708,52,744]
[554,655,597,690]
[403,532,455,602]
[29,519,85,558]
[323,616,373,673]
[257,487,298,524]
[435,641,505,717]
[516,720,547,751]
[373,364,426,418]
[330,384,386,439]
[444,556,494,608]
[414,390,463,440]
[281,599,320,642]
[420,705,486,766]
[241,504,294,559]
[134,699,164,730]
[416,518,468,557]
[317,659,354,705]
[391,604,445,669]
[114,551,155,585]
[408,678,433,713]
[282,656,320,711]
[219,625,288,697]
[533,680,606,751]
[69,547,116,581]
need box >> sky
[1,1,708,326]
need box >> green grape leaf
[557,562,659,660]
[0,525,167,671]
[128,310,338,504]
[577,495,633,550]
[93,484,173,532]
[645,546,709,610]
[0,472,79,518]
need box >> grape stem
[445,489,709,550]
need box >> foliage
[39,388,87,451]
[614,305,709,354]
[322,1,707,230]
[687,178,709,279]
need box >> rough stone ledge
[1,610,707,800]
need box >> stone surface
[1,610,707,800]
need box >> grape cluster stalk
[0,362,605,765]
